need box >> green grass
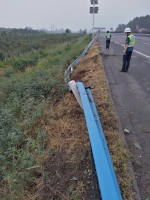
[0,30,86,64]
[0,34,92,199]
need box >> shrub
[11,58,28,71]
[4,68,15,77]
[0,51,4,61]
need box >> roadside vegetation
[69,42,133,199]
[0,29,132,200]
[0,28,86,68]
[0,31,91,200]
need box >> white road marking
[133,50,150,59]
[100,36,150,59]
[113,41,150,59]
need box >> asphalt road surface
[103,33,150,57]
[98,33,150,200]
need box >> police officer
[106,31,111,49]
[120,27,135,72]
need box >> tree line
[115,14,150,32]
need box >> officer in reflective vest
[106,31,111,49]
[120,27,135,72]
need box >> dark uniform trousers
[106,40,110,49]
[122,51,132,71]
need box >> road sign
[91,0,98,4]
[94,27,105,29]
[90,7,99,13]
[136,25,139,30]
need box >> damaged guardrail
[64,37,122,199]
[64,36,97,89]
[74,81,122,200]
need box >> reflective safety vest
[126,34,135,47]
[106,33,111,38]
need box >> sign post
[136,25,139,31]
[90,0,99,35]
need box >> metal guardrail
[135,33,150,37]
[64,38,122,199]
[77,82,122,200]
[64,36,97,88]
[111,33,150,37]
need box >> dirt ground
[41,42,133,200]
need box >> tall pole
[90,0,98,36]
[93,2,95,35]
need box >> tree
[115,24,126,32]
[116,15,150,32]
[65,29,71,34]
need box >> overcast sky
[0,0,150,31]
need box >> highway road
[98,33,150,199]
[101,32,150,57]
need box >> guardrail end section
[68,80,83,109]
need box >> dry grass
[71,42,133,199]
[40,41,133,199]
[40,93,91,199]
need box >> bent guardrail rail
[77,81,122,200]
[64,36,97,89]
[64,37,122,199]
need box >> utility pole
[93,1,95,33]
[50,24,54,32]
[90,0,99,36]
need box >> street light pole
[90,0,98,36]
[93,2,95,35]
